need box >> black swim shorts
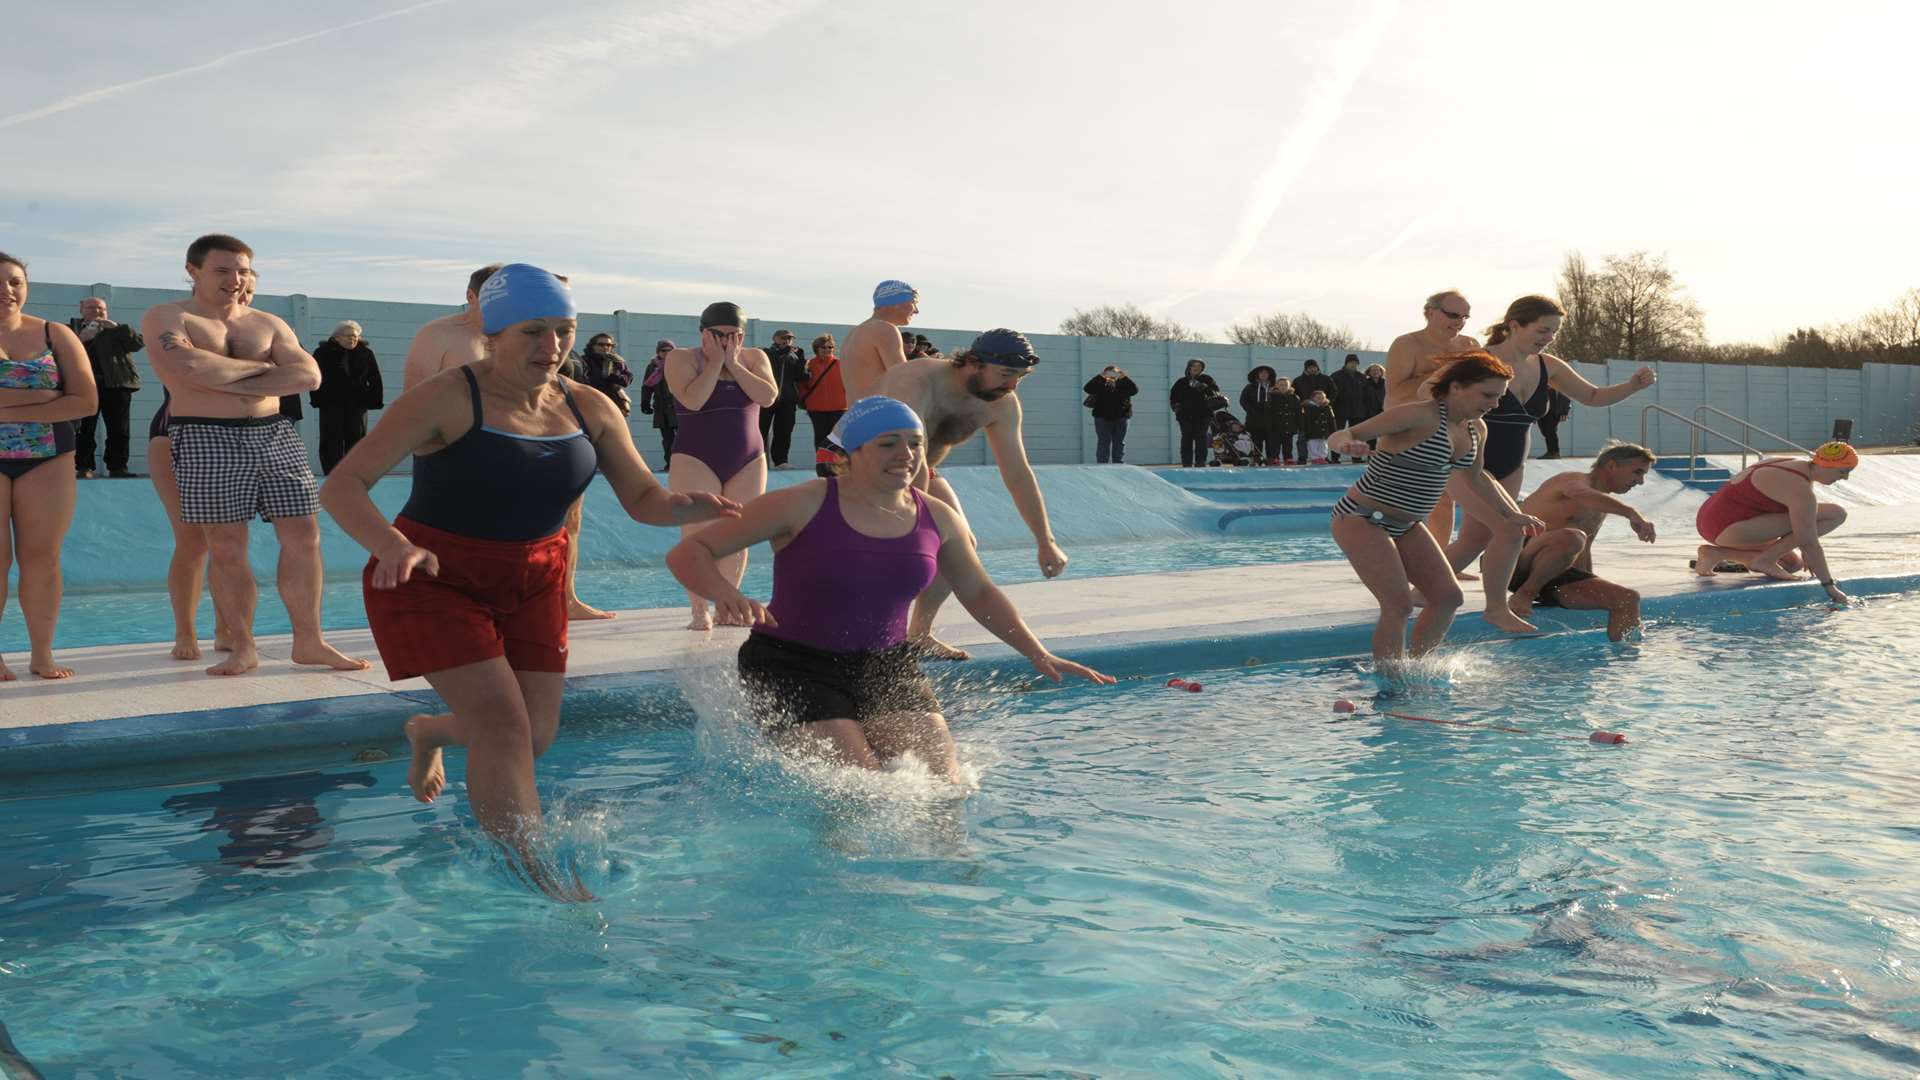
[737,632,940,731]
[1508,565,1597,609]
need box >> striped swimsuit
[1331,402,1479,537]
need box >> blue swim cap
[478,263,576,334]
[873,279,918,308]
[833,395,923,453]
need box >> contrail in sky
[1156,0,1398,310]
[0,0,455,131]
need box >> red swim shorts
[363,516,570,682]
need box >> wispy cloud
[0,0,456,131]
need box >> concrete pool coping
[4,503,1918,783]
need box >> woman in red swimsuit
[1694,441,1856,604]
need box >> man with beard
[872,328,1065,660]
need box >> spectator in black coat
[1361,363,1387,420]
[309,321,385,474]
[578,333,635,415]
[69,297,143,477]
[1327,354,1369,462]
[1538,386,1572,458]
[1301,389,1337,463]
[1240,366,1282,465]
[639,339,678,467]
[1083,364,1138,463]
[1168,359,1219,468]
[759,328,809,468]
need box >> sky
[3,0,1917,348]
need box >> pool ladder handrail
[1639,404,1805,480]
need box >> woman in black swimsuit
[1446,294,1658,628]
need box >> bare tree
[1223,310,1367,350]
[1850,287,1920,362]
[1553,251,1609,363]
[1590,251,1705,362]
[1058,303,1195,341]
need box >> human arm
[983,396,1067,578]
[400,326,445,392]
[140,305,273,387]
[1117,376,1137,397]
[208,317,321,396]
[1452,421,1546,533]
[1567,487,1656,542]
[318,378,469,589]
[1084,375,1104,395]
[1326,399,1435,455]
[579,387,741,527]
[1753,468,1847,601]
[664,347,726,409]
[728,348,780,407]
[0,388,59,407]
[1545,354,1656,408]
[664,483,824,626]
[362,347,385,409]
[0,322,96,422]
[926,499,1111,684]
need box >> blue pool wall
[24,280,1920,478]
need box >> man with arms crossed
[401,263,500,391]
[841,279,919,403]
[875,328,1066,660]
[1505,441,1658,641]
[141,234,367,676]
[1384,290,1480,546]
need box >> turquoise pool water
[4,593,1917,1076]
[1,532,1340,651]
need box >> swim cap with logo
[873,280,918,307]
[1811,441,1859,470]
[700,301,745,330]
[831,395,924,453]
[966,328,1040,368]
[477,264,575,334]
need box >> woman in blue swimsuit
[0,253,98,681]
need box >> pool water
[2,533,1340,651]
[3,594,1918,1077]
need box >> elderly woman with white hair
[310,319,384,474]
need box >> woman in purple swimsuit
[0,252,98,681]
[668,396,1112,782]
[666,301,780,630]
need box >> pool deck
[5,497,1918,778]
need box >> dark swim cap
[700,301,745,330]
[968,328,1039,368]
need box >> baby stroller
[1208,407,1256,467]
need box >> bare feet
[404,714,448,803]
[213,633,235,652]
[207,647,261,677]
[171,636,203,661]
[1509,592,1537,622]
[0,657,13,682]
[567,599,617,622]
[1456,571,1480,582]
[30,653,74,679]
[687,604,714,632]
[911,634,971,661]
[291,640,373,671]
[1481,607,1538,634]
[1748,560,1806,582]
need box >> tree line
[1058,256,1920,369]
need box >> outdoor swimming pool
[4,589,1916,1077]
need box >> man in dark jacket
[1327,354,1369,462]
[308,320,385,474]
[70,297,143,477]
[1082,364,1138,463]
[639,338,679,467]
[1169,359,1219,467]
[759,328,810,468]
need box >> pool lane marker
[1369,706,1628,745]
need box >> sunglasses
[1434,307,1468,320]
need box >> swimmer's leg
[711,459,769,627]
[1551,577,1642,641]
[1394,523,1465,657]
[774,718,882,771]
[867,711,959,783]
[907,473,971,660]
[1508,528,1585,621]
[669,454,725,630]
[563,498,613,621]
[1709,514,1806,580]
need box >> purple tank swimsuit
[763,479,942,654]
[673,378,762,483]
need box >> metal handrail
[1690,405,1812,472]
[1640,405,1770,480]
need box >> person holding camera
[759,328,809,469]
[1168,359,1218,468]
[1082,364,1137,463]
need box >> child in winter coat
[1272,377,1304,464]
[1301,389,1337,464]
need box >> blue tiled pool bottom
[3,593,1916,1077]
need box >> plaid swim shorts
[169,415,319,524]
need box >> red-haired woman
[1326,351,1545,663]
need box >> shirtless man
[400,264,500,391]
[874,328,1066,660]
[840,279,919,403]
[140,234,367,676]
[1506,441,1658,640]
[1384,290,1480,545]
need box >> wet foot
[1481,608,1538,634]
[404,714,447,803]
[687,606,713,632]
[1748,560,1805,582]
[30,654,75,679]
[0,657,14,682]
[171,636,203,661]
[1694,546,1729,576]
[911,634,971,661]
[213,632,235,652]
[292,640,372,671]
[1509,593,1537,622]
[567,599,617,622]
[207,646,261,677]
